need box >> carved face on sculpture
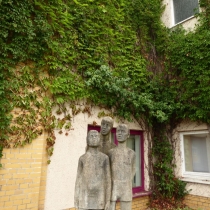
[87,130,100,147]
[101,117,114,136]
[116,124,130,143]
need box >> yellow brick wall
[0,132,47,210]
[68,196,149,210]
[184,194,210,210]
[38,138,48,210]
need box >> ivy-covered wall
[1,0,210,208]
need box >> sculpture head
[100,116,114,136]
[116,124,130,143]
[87,130,100,147]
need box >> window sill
[181,177,210,185]
[133,191,152,198]
[171,15,196,29]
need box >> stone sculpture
[74,130,111,210]
[99,116,116,155]
[108,124,136,210]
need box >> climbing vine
[0,0,210,207]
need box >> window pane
[184,134,210,173]
[191,137,209,172]
[173,0,199,24]
[127,135,141,187]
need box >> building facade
[1,1,210,210]
[162,0,210,209]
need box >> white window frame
[171,0,199,26]
[180,130,210,184]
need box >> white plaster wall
[185,182,210,197]
[173,121,210,197]
[44,104,148,210]
[161,0,173,28]
[161,0,199,30]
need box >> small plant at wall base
[150,124,189,209]
[0,0,210,208]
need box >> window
[173,0,199,25]
[88,125,145,194]
[180,131,210,181]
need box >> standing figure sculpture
[108,124,136,210]
[99,117,116,155]
[74,130,111,210]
